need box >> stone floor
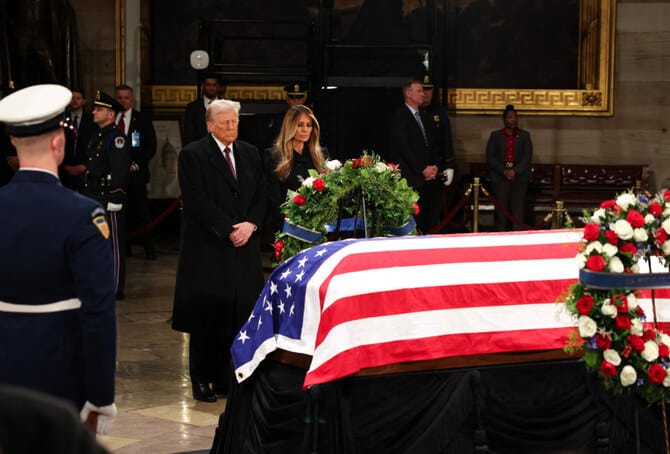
[97,239,225,454]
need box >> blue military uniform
[83,102,130,296]
[0,169,117,409]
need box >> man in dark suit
[389,78,442,233]
[61,88,97,192]
[0,84,117,434]
[172,98,266,402]
[486,104,533,231]
[115,84,157,260]
[183,74,219,146]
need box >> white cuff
[442,168,454,186]
[80,401,117,435]
[106,202,123,212]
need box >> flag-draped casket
[232,229,670,388]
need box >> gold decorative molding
[147,85,286,111]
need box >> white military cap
[0,84,72,137]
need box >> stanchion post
[551,200,565,230]
[473,177,480,233]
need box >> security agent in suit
[83,90,130,299]
[486,104,533,231]
[172,98,266,402]
[0,84,117,435]
[389,78,442,233]
[115,84,157,260]
[183,74,219,146]
[60,88,97,192]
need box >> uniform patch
[93,215,110,239]
[113,136,126,149]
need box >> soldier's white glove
[442,168,454,186]
[106,202,123,212]
[80,401,117,435]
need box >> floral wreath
[272,153,420,264]
[563,189,670,405]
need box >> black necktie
[224,147,236,178]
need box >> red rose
[648,364,667,384]
[650,201,663,217]
[387,163,398,173]
[583,223,600,241]
[626,210,645,228]
[600,200,616,210]
[600,361,618,377]
[636,306,646,317]
[273,240,285,262]
[656,228,668,245]
[619,243,638,256]
[293,194,307,206]
[615,315,632,330]
[586,255,606,272]
[664,190,670,202]
[621,344,632,358]
[576,295,595,315]
[413,203,420,216]
[643,328,656,341]
[612,294,629,313]
[595,333,612,350]
[628,335,645,352]
[604,230,619,245]
[659,344,670,358]
[313,178,326,191]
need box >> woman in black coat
[265,105,328,234]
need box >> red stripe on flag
[304,327,570,388]
[315,279,576,345]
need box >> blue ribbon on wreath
[324,217,368,233]
[282,220,323,244]
[579,269,670,289]
[384,217,416,236]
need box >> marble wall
[71,0,670,190]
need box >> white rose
[641,340,660,362]
[607,256,624,273]
[661,333,670,346]
[601,302,617,318]
[613,219,634,240]
[663,206,670,218]
[576,253,587,269]
[578,316,597,338]
[631,263,640,273]
[602,243,618,258]
[663,240,670,256]
[603,349,622,366]
[633,228,648,243]
[627,293,638,310]
[620,365,637,387]
[616,193,637,211]
[585,242,603,255]
[301,176,314,188]
[591,208,606,224]
[630,318,643,336]
[374,162,387,173]
[645,213,656,224]
[664,218,670,234]
[325,160,342,171]
[663,369,670,388]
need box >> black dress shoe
[192,382,217,402]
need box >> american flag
[232,229,602,387]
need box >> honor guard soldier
[0,84,117,434]
[84,90,130,299]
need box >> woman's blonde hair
[273,105,325,181]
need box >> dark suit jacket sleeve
[128,110,157,179]
[241,141,267,229]
[107,132,131,204]
[389,106,426,188]
[183,101,201,146]
[486,131,504,176]
[515,130,533,176]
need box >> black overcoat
[172,135,267,334]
